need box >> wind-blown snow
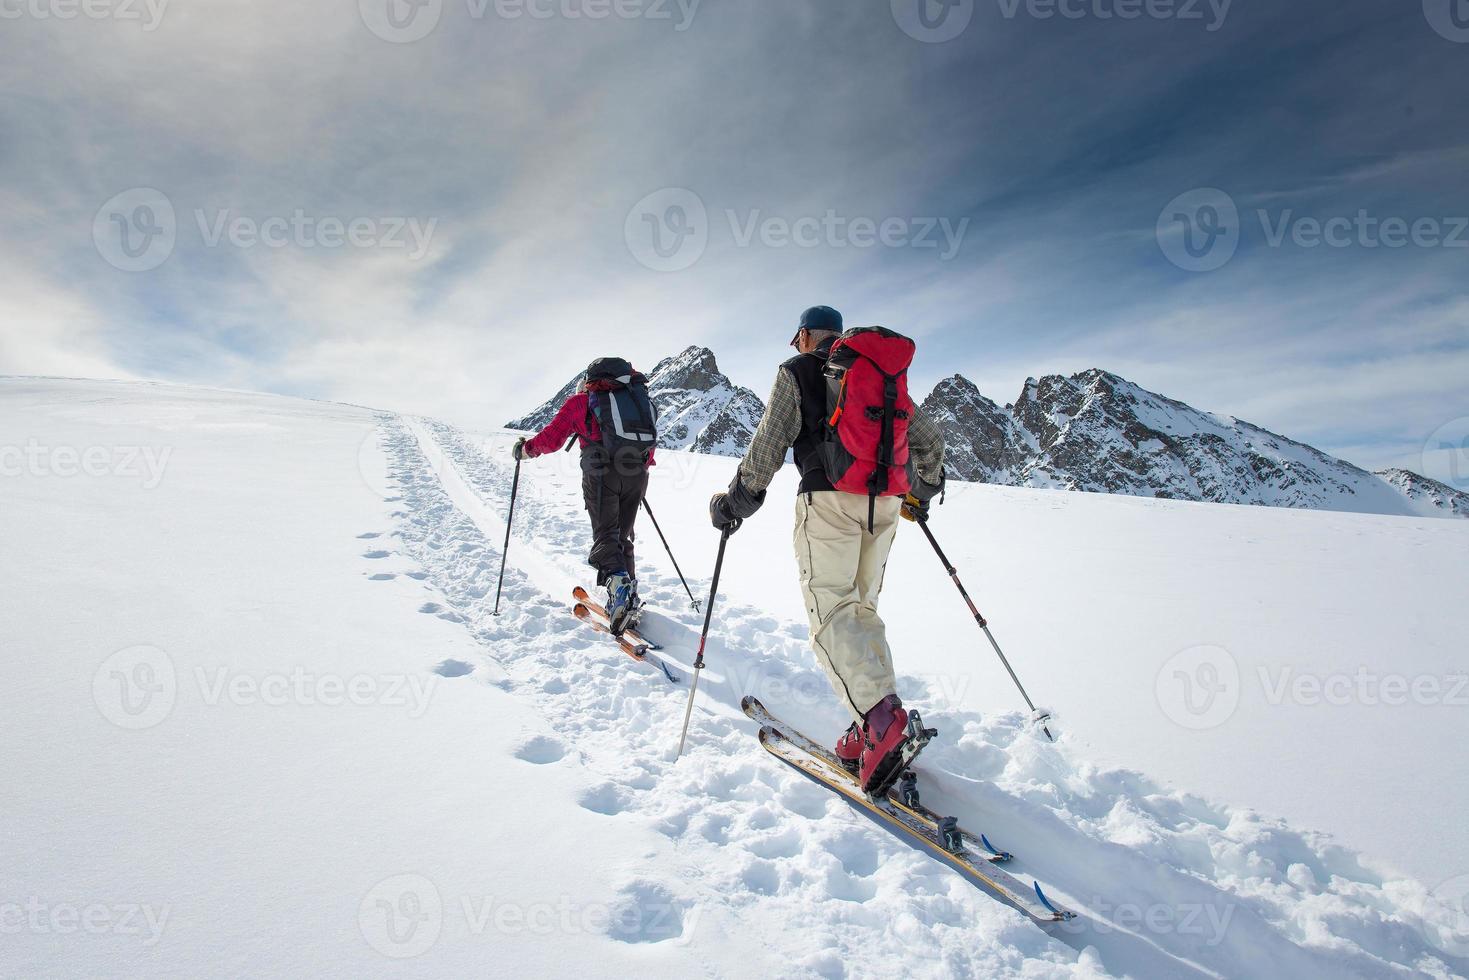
[6,378,1468,979]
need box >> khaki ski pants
[793,491,902,723]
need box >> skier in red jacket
[514,358,658,633]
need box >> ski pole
[492,451,523,616]
[675,524,734,759]
[916,518,1055,741]
[641,498,701,613]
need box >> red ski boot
[834,723,863,777]
[857,695,936,797]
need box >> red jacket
[522,391,657,465]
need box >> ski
[742,697,1013,864]
[572,603,679,684]
[572,586,662,650]
[757,727,1075,923]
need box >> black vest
[781,336,837,495]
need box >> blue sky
[2,0,1466,475]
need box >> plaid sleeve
[906,404,946,491]
[736,367,802,493]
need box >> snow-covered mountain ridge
[923,368,1468,519]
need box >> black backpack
[584,357,658,472]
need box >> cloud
[0,0,1463,475]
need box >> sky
[2,0,1467,476]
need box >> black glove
[901,472,945,522]
[512,437,528,461]
[710,474,766,534]
[709,494,742,535]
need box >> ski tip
[740,695,762,713]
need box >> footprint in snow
[434,659,474,678]
[578,783,630,816]
[362,550,391,559]
[357,532,382,539]
[367,573,396,581]
[405,571,429,581]
[512,734,567,765]
[604,882,688,945]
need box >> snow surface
[5,377,1469,979]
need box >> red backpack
[819,327,916,529]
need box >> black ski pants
[581,452,649,586]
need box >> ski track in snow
[364,414,1467,980]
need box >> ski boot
[834,723,863,777]
[605,573,635,636]
[858,695,937,798]
[625,578,645,632]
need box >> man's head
[791,305,843,353]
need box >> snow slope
[5,378,1468,979]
